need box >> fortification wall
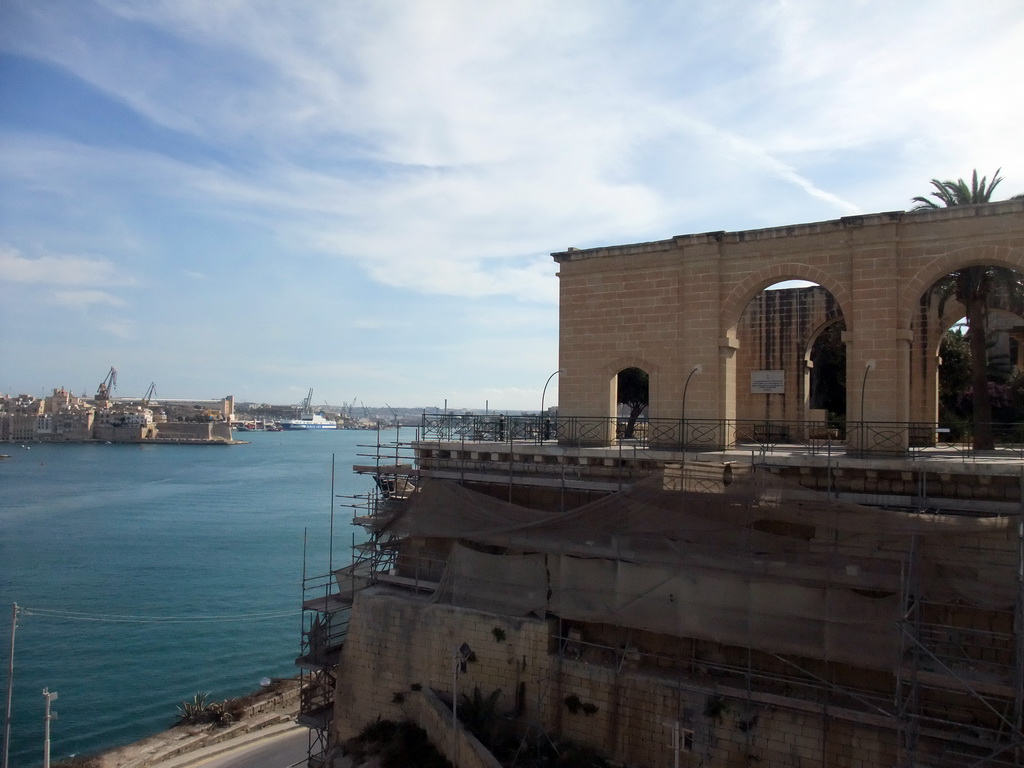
[552,660,899,767]
[154,421,233,442]
[331,590,913,767]
[331,590,555,742]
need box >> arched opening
[734,280,845,435]
[808,319,846,426]
[914,264,1024,448]
[615,366,649,439]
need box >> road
[190,727,308,768]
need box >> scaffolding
[295,425,429,767]
[377,433,1024,767]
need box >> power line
[19,607,297,624]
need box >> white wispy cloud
[53,289,127,309]
[97,320,135,339]
[0,245,133,287]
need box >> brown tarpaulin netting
[384,468,1021,670]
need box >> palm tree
[912,169,1022,449]
[912,168,1004,209]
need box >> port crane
[297,388,315,416]
[95,367,117,403]
[141,383,157,407]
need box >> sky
[2,1,1023,411]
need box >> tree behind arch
[912,169,1023,449]
[617,367,649,439]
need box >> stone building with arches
[307,203,1024,768]
[553,200,1024,451]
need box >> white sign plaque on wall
[751,370,785,394]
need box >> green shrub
[344,718,451,768]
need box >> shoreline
[1,438,247,446]
[79,679,301,768]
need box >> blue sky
[2,1,1023,411]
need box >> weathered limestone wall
[553,660,899,767]
[557,246,681,443]
[153,422,232,442]
[92,423,148,442]
[413,687,504,768]
[333,591,908,767]
[553,204,1024,448]
[331,590,555,742]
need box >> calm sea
[0,430,377,767]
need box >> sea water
[0,430,378,767]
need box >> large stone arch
[721,264,851,335]
[898,244,1024,331]
[734,285,845,425]
[722,267,850,435]
[903,244,1024,426]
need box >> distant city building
[0,388,235,443]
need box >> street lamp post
[2,604,19,768]
[42,688,57,768]
[681,365,702,450]
[540,370,563,442]
[540,370,562,418]
[452,643,472,763]
[860,360,875,452]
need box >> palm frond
[911,168,1006,209]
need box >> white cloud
[97,320,135,339]
[53,289,126,309]
[0,245,133,287]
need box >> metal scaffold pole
[1015,507,1023,765]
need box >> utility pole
[42,689,57,768]
[2,603,19,768]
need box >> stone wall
[552,660,899,767]
[332,589,555,743]
[331,590,909,767]
[153,421,233,442]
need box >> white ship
[279,389,338,430]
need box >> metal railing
[420,413,1024,458]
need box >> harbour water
[0,430,377,767]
